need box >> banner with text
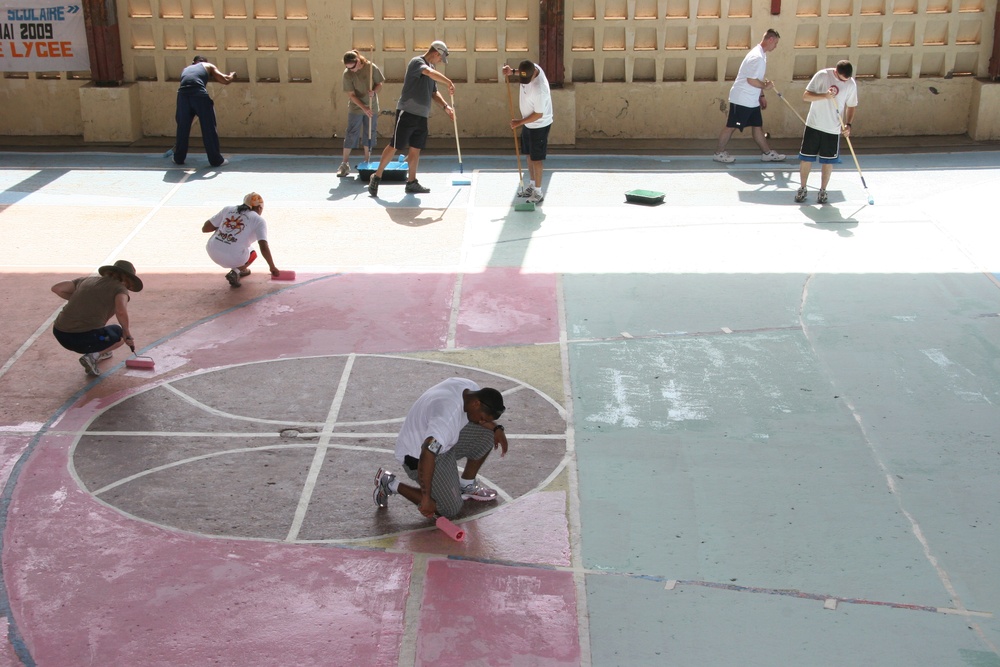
[0,0,89,71]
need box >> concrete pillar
[79,82,142,142]
[968,79,1000,140]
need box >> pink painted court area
[2,148,1000,666]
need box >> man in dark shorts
[503,60,554,205]
[714,29,784,164]
[795,60,859,204]
[51,260,143,377]
[368,41,456,198]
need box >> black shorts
[53,325,123,354]
[798,125,841,164]
[389,110,428,151]
[520,124,551,161]
[726,103,763,130]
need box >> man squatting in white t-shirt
[503,60,553,205]
[714,29,785,164]
[795,60,859,205]
[374,378,508,519]
[202,192,281,288]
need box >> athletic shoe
[79,353,101,376]
[239,268,252,278]
[336,162,350,177]
[97,350,113,362]
[761,150,786,162]
[817,189,829,204]
[226,269,241,288]
[368,174,380,197]
[794,186,808,203]
[373,467,395,508]
[713,151,735,164]
[461,479,498,502]
[516,184,529,197]
[526,189,544,204]
[405,180,431,194]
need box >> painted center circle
[71,355,568,542]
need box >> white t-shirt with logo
[205,205,268,269]
[805,68,859,135]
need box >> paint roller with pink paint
[436,516,465,541]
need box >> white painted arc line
[161,383,327,427]
[65,430,564,440]
[0,171,192,384]
[90,442,324,494]
[285,353,356,542]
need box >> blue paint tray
[357,160,408,182]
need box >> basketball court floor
[0,146,998,666]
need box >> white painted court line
[797,273,999,653]
[285,353,355,542]
[558,274,592,667]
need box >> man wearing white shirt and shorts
[202,192,281,287]
[503,60,553,204]
[714,29,785,164]
[795,60,859,204]
[373,377,508,519]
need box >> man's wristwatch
[493,424,504,432]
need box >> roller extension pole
[504,76,525,189]
[450,92,463,174]
[771,85,807,126]
[834,102,874,205]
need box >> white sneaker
[97,350,113,361]
[336,162,350,177]
[761,150,786,162]
[526,189,544,204]
[713,151,735,163]
[461,479,498,501]
[79,353,101,376]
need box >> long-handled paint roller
[505,75,527,194]
[125,344,155,370]
[450,93,471,186]
[505,75,535,212]
[834,102,875,205]
[367,45,376,158]
[771,85,807,126]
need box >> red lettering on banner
[5,41,75,58]
[36,41,72,57]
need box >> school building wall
[1,0,999,143]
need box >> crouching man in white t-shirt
[374,377,508,519]
[202,192,280,288]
